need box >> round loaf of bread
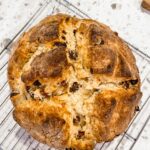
[8,14,142,150]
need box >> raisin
[73,115,86,127]
[100,39,105,45]
[26,86,30,91]
[135,106,140,112]
[60,80,67,86]
[69,50,78,60]
[65,17,70,22]
[61,36,66,40]
[30,93,34,99]
[93,88,99,92]
[77,131,85,139]
[90,68,93,74]
[10,91,19,97]
[73,115,80,125]
[120,79,138,89]
[62,30,66,34]
[120,81,129,89]
[70,82,79,92]
[73,29,77,35]
[33,80,41,86]
[114,32,118,36]
[111,98,117,106]
[54,42,66,47]
[66,148,75,150]
[124,81,129,89]
[130,79,138,85]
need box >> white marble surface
[0,0,45,51]
[0,0,150,150]
[132,117,150,150]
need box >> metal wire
[0,0,150,150]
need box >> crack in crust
[8,14,141,150]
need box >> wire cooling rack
[0,0,150,150]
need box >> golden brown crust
[21,46,68,84]
[142,0,150,11]
[8,14,142,150]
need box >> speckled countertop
[0,0,150,150]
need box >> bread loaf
[8,14,142,150]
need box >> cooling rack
[0,0,150,150]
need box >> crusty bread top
[8,14,141,150]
